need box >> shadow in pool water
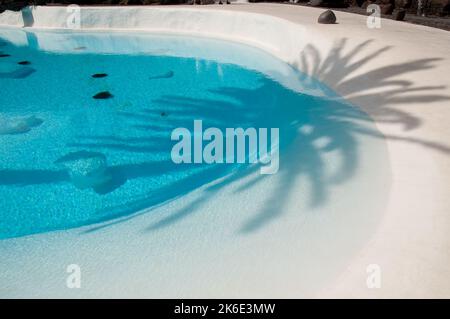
[0,37,449,237]
[139,82,365,233]
[141,38,450,234]
[21,6,35,28]
[0,169,68,185]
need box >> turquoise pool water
[0,30,375,239]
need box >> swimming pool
[0,29,387,240]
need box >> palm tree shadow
[296,38,449,133]
[1,37,449,237]
[143,38,450,234]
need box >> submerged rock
[54,151,113,192]
[0,53,11,58]
[18,61,31,65]
[92,73,108,78]
[149,70,174,80]
[318,10,337,24]
[0,115,43,135]
[93,91,113,99]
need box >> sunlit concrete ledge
[0,4,449,298]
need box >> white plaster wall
[0,6,305,63]
[0,9,22,26]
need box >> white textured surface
[1,6,305,62]
[0,10,22,26]
[0,4,449,298]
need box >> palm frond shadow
[141,38,450,234]
[296,38,450,133]
[82,38,450,235]
[2,38,449,236]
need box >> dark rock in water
[380,4,394,14]
[393,9,406,20]
[92,73,108,78]
[149,70,174,80]
[160,112,168,117]
[0,67,36,79]
[0,53,11,58]
[318,10,337,24]
[93,91,113,99]
[18,61,31,65]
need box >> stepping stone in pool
[93,91,113,99]
[149,70,174,80]
[0,115,43,135]
[54,151,113,193]
[91,73,108,78]
[18,61,31,65]
[0,53,11,58]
